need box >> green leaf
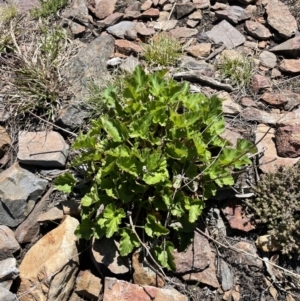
[101,116,122,142]
[74,219,94,239]
[152,241,175,271]
[54,173,77,193]
[117,156,138,177]
[119,228,140,256]
[103,204,126,238]
[184,197,204,223]
[145,214,169,237]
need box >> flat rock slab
[0,258,19,281]
[270,36,300,58]
[206,20,245,49]
[244,20,272,40]
[75,270,102,300]
[107,21,135,38]
[275,124,300,157]
[266,0,298,39]
[215,6,251,24]
[103,278,188,301]
[0,286,17,301]
[279,59,300,74]
[0,163,48,228]
[19,216,79,301]
[0,226,20,259]
[18,131,69,168]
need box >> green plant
[0,4,17,24]
[55,66,256,270]
[250,163,300,255]
[30,0,68,19]
[5,26,71,121]
[142,33,182,67]
[217,54,254,88]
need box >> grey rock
[270,36,300,58]
[65,35,115,95]
[62,0,89,25]
[0,226,20,259]
[215,6,251,24]
[173,71,234,92]
[221,259,233,291]
[259,51,277,68]
[56,102,90,131]
[0,287,17,301]
[169,27,198,38]
[107,57,123,67]
[175,3,195,19]
[0,163,48,228]
[0,258,19,281]
[120,55,140,73]
[7,0,40,12]
[91,237,130,276]
[206,20,246,49]
[18,131,69,168]
[152,20,178,31]
[107,21,136,39]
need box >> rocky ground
[1,0,300,300]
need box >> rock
[0,163,48,228]
[38,207,64,223]
[0,287,17,301]
[271,68,282,78]
[0,258,19,281]
[124,28,138,41]
[259,91,300,110]
[99,12,124,27]
[103,277,188,301]
[120,55,140,73]
[241,97,258,107]
[237,0,255,4]
[279,59,300,73]
[186,20,199,28]
[185,43,211,58]
[68,292,82,301]
[259,51,277,68]
[68,21,86,36]
[255,124,299,173]
[75,270,102,300]
[266,0,298,39]
[192,0,210,9]
[232,241,263,268]
[170,27,198,38]
[135,22,155,36]
[132,250,164,287]
[107,21,136,39]
[107,57,123,67]
[221,127,243,148]
[91,237,130,276]
[115,39,142,56]
[140,8,160,19]
[215,6,251,24]
[255,235,281,252]
[173,71,234,92]
[175,3,195,19]
[211,2,227,10]
[244,21,272,40]
[152,20,178,31]
[56,102,90,131]
[270,36,300,58]
[218,91,242,115]
[65,35,114,95]
[14,188,51,244]
[260,92,288,107]
[0,126,10,159]
[188,10,202,20]
[141,0,152,11]
[206,20,246,49]
[173,231,211,274]
[221,259,233,291]
[62,0,89,25]
[252,74,271,93]
[182,251,219,288]
[18,131,69,168]
[221,199,255,232]
[0,226,20,259]
[18,216,79,301]
[86,0,117,20]
[275,124,300,157]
